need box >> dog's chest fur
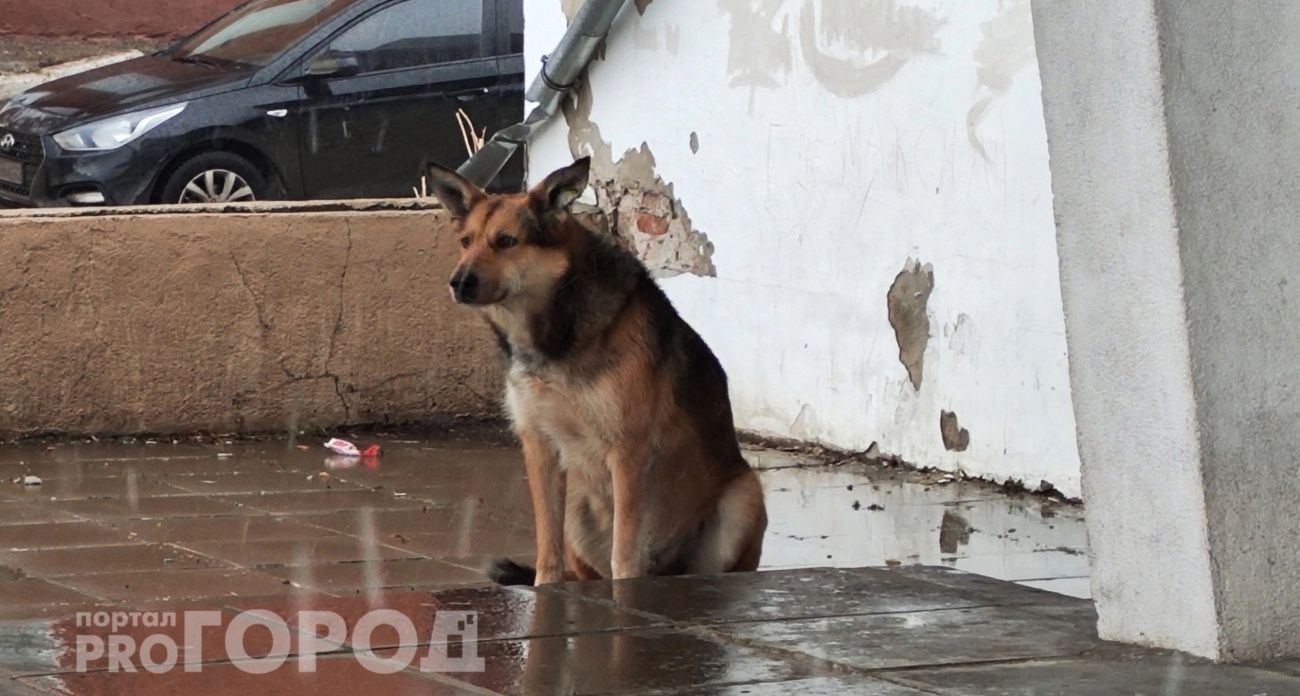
[504,361,619,471]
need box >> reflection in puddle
[755,458,1090,598]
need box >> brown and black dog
[425,156,767,585]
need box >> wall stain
[967,0,1035,160]
[633,21,659,50]
[789,403,814,440]
[718,0,793,91]
[887,258,933,391]
[635,0,654,15]
[664,23,681,55]
[940,410,970,452]
[562,75,716,278]
[799,0,945,98]
[561,0,583,23]
[945,312,974,356]
[718,0,942,100]
[690,131,700,154]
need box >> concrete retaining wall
[0,201,503,436]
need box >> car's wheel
[160,151,268,204]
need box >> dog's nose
[449,269,480,304]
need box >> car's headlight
[54,103,187,152]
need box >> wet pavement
[0,435,1291,694]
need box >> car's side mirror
[301,54,360,80]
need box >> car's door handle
[449,87,491,102]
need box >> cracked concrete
[0,204,500,436]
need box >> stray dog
[425,156,767,585]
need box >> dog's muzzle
[449,269,481,304]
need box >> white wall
[524,0,1081,498]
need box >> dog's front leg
[609,446,651,580]
[520,429,566,585]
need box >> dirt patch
[0,36,166,74]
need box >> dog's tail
[487,558,536,586]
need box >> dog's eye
[459,236,471,249]
[494,235,518,250]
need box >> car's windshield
[171,0,362,68]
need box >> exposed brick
[636,213,670,237]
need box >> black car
[0,0,525,208]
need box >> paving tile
[106,514,338,544]
[0,523,128,550]
[229,490,426,515]
[0,452,267,481]
[885,564,1086,608]
[899,654,1300,695]
[20,654,476,695]
[430,628,815,696]
[650,675,935,695]
[236,584,652,653]
[45,495,248,521]
[714,606,1097,671]
[0,544,222,577]
[266,558,487,594]
[0,501,80,526]
[383,530,536,561]
[164,472,365,495]
[294,508,509,540]
[0,604,304,675]
[0,603,119,623]
[1016,576,1092,599]
[53,568,293,604]
[439,554,534,578]
[180,537,422,568]
[0,578,102,609]
[28,477,190,501]
[554,567,984,625]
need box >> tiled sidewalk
[1,436,1283,693]
[0,567,1296,694]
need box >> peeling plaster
[967,0,1034,160]
[940,410,970,451]
[887,258,934,390]
[562,76,716,278]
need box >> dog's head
[425,157,591,307]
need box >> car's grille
[0,128,42,164]
[0,128,43,197]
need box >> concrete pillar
[1032,0,1300,662]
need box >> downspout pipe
[456,0,628,188]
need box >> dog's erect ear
[424,162,484,220]
[530,157,591,212]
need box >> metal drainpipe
[455,0,628,188]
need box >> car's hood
[0,55,251,135]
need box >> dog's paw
[487,558,536,586]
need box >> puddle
[753,456,1089,598]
